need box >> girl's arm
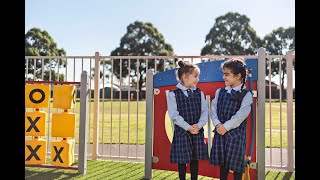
[167,91,191,131]
[223,91,253,131]
[196,91,208,129]
[210,88,222,127]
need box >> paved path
[65,144,295,169]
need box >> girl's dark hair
[176,60,200,84]
[222,57,251,102]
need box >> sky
[25,0,295,56]
[25,0,295,87]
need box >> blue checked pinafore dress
[170,88,209,164]
[210,88,249,173]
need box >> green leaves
[107,21,174,90]
[201,12,260,56]
[25,27,66,81]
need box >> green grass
[265,102,295,130]
[25,160,295,180]
[27,100,295,148]
[265,131,295,148]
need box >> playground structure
[145,58,258,179]
[25,47,295,179]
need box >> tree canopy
[263,26,295,95]
[201,12,261,56]
[263,27,295,56]
[106,21,174,92]
[25,27,66,81]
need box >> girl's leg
[178,163,186,180]
[233,171,243,180]
[190,160,198,180]
[219,166,229,180]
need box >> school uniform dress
[167,83,209,164]
[209,84,253,173]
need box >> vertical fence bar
[279,58,283,166]
[101,59,105,155]
[88,58,92,156]
[26,59,28,80]
[206,95,212,155]
[33,59,36,80]
[73,58,76,82]
[127,58,131,157]
[49,59,52,81]
[57,59,60,81]
[257,47,266,179]
[163,59,165,71]
[92,52,100,159]
[41,59,44,80]
[286,51,294,171]
[82,58,84,72]
[47,58,52,153]
[119,58,122,157]
[78,71,89,174]
[110,59,114,156]
[146,58,148,71]
[65,58,68,81]
[145,69,154,180]
[268,57,272,165]
[136,59,140,157]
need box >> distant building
[114,84,146,100]
[265,80,295,100]
[76,83,146,100]
[265,80,279,99]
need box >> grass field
[25,159,295,180]
[26,100,295,148]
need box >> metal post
[78,71,89,174]
[286,51,294,171]
[206,95,212,155]
[257,47,266,179]
[145,69,154,179]
[92,52,100,159]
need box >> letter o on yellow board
[25,84,50,108]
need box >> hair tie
[237,62,243,68]
[178,61,185,67]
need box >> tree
[25,27,66,81]
[106,21,174,98]
[201,12,261,56]
[263,26,295,99]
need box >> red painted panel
[153,81,257,180]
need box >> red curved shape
[153,81,257,180]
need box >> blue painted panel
[153,58,258,88]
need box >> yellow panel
[52,112,76,138]
[52,85,76,109]
[25,138,47,165]
[25,84,50,108]
[51,139,75,167]
[25,111,46,136]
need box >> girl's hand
[192,124,199,131]
[188,126,199,134]
[216,124,227,135]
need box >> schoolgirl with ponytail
[167,60,209,180]
[209,57,253,180]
